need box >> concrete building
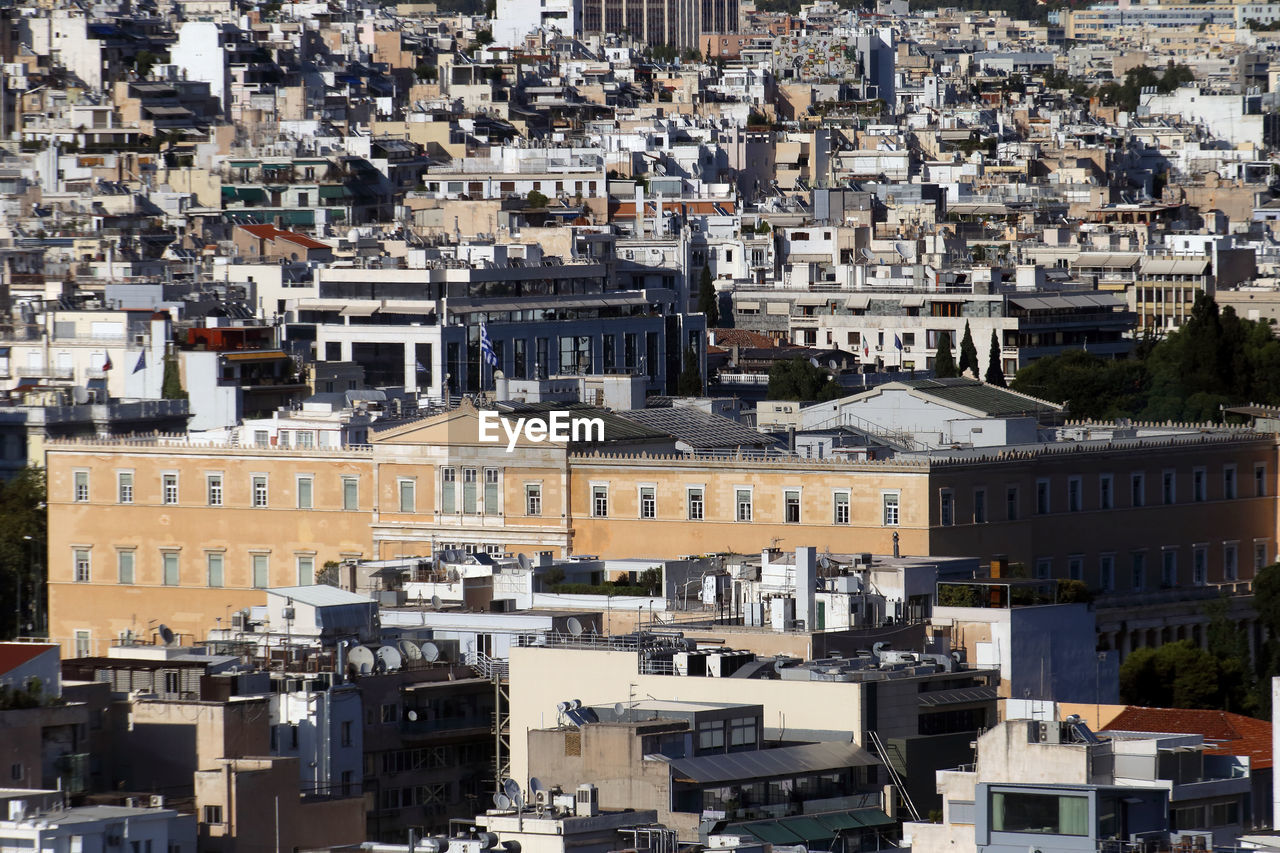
[0,792,196,853]
[492,0,583,45]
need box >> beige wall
[507,645,864,785]
[122,698,271,792]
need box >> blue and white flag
[894,334,903,351]
[480,323,498,368]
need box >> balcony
[398,715,489,736]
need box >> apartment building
[45,405,1278,656]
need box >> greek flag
[480,323,498,368]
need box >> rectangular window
[973,488,986,524]
[736,489,752,522]
[1035,557,1052,579]
[1100,554,1116,592]
[1162,549,1177,587]
[525,484,542,516]
[940,489,954,526]
[162,552,179,586]
[297,556,314,586]
[118,550,134,584]
[163,473,179,505]
[640,486,656,519]
[74,470,89,502]
[883,492,900,526]
[697,720,725,751]
[207,474,223,507]
[1068,555,1083,581]
[441,468,455,513]
[784,489,801,524]
[342,477,358,511]
[117,472,133,504]
[1256,464,1267,498]
[74,630,90,658]
[253,554,269,588]
[1256,541,1269,570]
[1099,474,1113,510]
[1193,547,1207,586]
[484,468,499,515]
[1006,486,1018,521]
[203,806,223,825]
[207,553,224,588]
[1036,479,1050,515]
[729,716,757,748]
[398,479,415,513]
[1193,467,1206,502]
[1132,552,1146,590]
[992,792,1089,836]
[463,468,478,514]
[1224,543,1239,581]
[74,548,90,583]
[592,485,609,518]
[252,475,268,508]
[1162,470,1176,505]
[688,488,704,520]
[834,491,850,525]
[297,476,313,510]
[1067,477,1082,512]
[1224,465,1237,500]
[1131,472,1145,507]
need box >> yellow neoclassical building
[46,404,1280,653]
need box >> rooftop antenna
[158,624,175,646]
[517,553,532,572]
[566,616,584,636]
[430,595,442,610]
[503,778,524,812]
[420,641,442,663]
[493,793,512,810]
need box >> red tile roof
[0,642,57,674]
[237,224,331,251]
[710,329,777,348]
[1102,706,1272,769]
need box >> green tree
[0,467,47,639]
[1120,641,1225,709]
[697,265,719,327]
[985,330,1006,387]
[475,29,494,46]
[415,61,438,82]
[134,50,160,79]
[767,358,844,402]
[676,346,702,396]
[934,332,958,378]
[161,355,187,400]
[526,189,549,208]
[638,567,662,593]
[959,321,979,377]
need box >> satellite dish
[809,356,820,367]
[376,645,403,672]
[72,386,90,405]
[518,553,532,572]
[348,645,375,675]
[503,778,522,809]
[158,624,175,646]
[894,241,910,259]
[407,709,419,721]
[530,777,546,796]
[613,702,626,717]
[399,639,424,661]
[566,616,584,636]
[421,641,441,662]
[494,793,511,810]
[860,247,876,262]
[819,555,832,570]
[430,595,442,610]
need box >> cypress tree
[985,330,1007,387]
[934,333,958,378]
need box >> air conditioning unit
[149,795,164,808]
[575,784,599,817]
[282,607,295,621]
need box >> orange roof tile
[1102,706,1272,769]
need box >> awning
[735,301,760,310]
[295,300,349,312]
[664,741,877,785]
[845,294,871,309]
[318,185,349,199]
[795,295,831,306]
[900,294,925,307]
[222,351,290,362]
[341,303,380,316]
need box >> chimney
[795,547,816,631]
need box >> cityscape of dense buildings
[9,0,1280,852]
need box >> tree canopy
[985,330,1006,387]
[698,266,719,328]
[0,468,47,639]
[767,358,844,401]
[1011,294,1280,421]
[676,346,702,396]
[934,332,958,378]
[959,322,979,378]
